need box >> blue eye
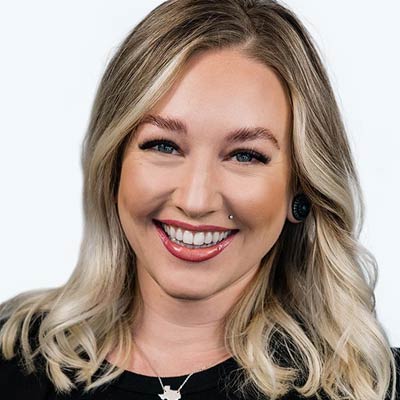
[138,139,178,154]
[138,138,271,165]
[229,149,270,164]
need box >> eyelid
[138,137,271,165]
[138,137,180,151]
[228,147,270,164]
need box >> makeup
[153,221,238,262]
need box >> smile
[161,222,232,247]
[153,220,239,262]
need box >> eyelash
[138,137,271,165]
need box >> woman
[0,0,398,399]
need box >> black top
[0,350,250,400]
[1,317,399,399]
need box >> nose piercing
[228,214,234,220]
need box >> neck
[124,262,259,376]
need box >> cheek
[117,157,165,254]
[118,157,163,217]
[238,173,289,232]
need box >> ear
[287,194,302,224]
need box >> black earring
[292,193,311,221]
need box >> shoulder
[0,312,46,359]
[0,314,50,399]
[391,346,400,361]
[283,347,400,400]
[390,347,400,381]
[391,347,400,396]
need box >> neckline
[101,355,242,394]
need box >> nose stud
[228,214,234,220]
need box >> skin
[109,48,299,376]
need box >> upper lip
[154,219,238,232]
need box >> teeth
[193,232,205,245]
[212,232,219,242]
[176,228,183,241]
[182,230,193,245]
[161,223,231,246]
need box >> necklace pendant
[158,385,181,400]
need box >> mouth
[152,219,239,262]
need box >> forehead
[143,49,291,148]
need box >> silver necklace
[132,337,230,400]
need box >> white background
[0,1,399,344]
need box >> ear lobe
[287,193,311,223]
[287,196,302,224]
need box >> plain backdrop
[0,1,399,344]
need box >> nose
[172,155,222,219]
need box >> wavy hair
[0,1,397,399]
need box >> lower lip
[154,221,238,262]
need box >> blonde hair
[0,1,397,399]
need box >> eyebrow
[137,114,280,150]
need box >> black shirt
[0,350,250,400]
[1,349,314,399]
[1,318,399,399]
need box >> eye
[138,138,180,155]
[138,138,271,165]
[228,148,271,165]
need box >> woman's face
[117,48,292,301]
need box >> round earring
[228,214,234,220]
[292,193,311,221]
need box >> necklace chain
[132,337,230,398]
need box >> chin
[162,282,217,301]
